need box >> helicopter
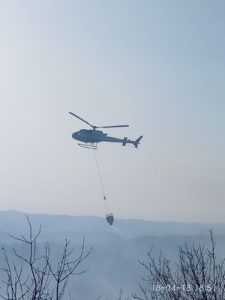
[69,112,143,149]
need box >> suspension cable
[92,149,110,211]
[92,148,114,226]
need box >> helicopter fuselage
[72,129,125,144]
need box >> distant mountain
[0,210,225,299]
[1,210,225,240]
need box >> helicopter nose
[72,132,77,139]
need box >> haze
[0,1,225,222]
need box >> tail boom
[122,135,143,148]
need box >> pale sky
[0,0,225,222]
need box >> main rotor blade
[100,125,129,129]
[69,112,94,128]
[69,112,129,129]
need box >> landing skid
[78,143,97,150]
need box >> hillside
[0,210,225,299]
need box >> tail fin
[133,135,143,148]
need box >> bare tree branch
[134,231,225,300]
[0,216,91,300]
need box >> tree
[133,230,225,300]
[0,216,92,300]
